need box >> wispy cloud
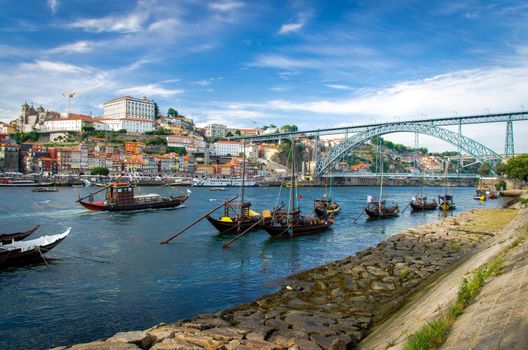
[48,41,94,54]
[69,12,147,33]
[117,84,184,98]
[209,1,245,12]
[250,54,318,69]
[47,0,58,14]
[325,84,353,90]
[20,60,89,74]
[278,11,311,35]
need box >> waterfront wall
[63,208,518,350]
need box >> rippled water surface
[0,185,504,349]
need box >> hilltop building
[205,124,226,139]
[103,96,156,121]
[43,114,109,132]
[16,102,61,132]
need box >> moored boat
[438,194,456,211]
[314,198,341,218]
[0,225,40,245]
[32,187,59,192]
[0,178,53,187]
[0,228,70,268]
[77,182,188,211]
[410,196,438,211]
[365,199,400,219]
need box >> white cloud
[117,84,184,98]
[250,54,318,70]
[325,84,353,90]
[47,0,58,14]
[20,60,88,74]
[209,1,245,12]
[278,11,311,35]
[48,41,94,54]
[69,13,147,33]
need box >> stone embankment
[61,208,518,350]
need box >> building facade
[101,118,154,133]
[204,124,226,139]
[103,96,156,121]
[44,114,109,132]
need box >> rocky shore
[62,208,519,350]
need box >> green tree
[82,125,96,132]
[225,131,234,137]
[166,146,187,155]
[504,154,528,181]
[117,129,127,134]
[479,161,491,176]
[91,167,110,176]
[495,162,507,175]
[281,124,298,132]
[235,129,241,136]
[154,102,160,119]
[146,137,167,146]
[167,108,178,117]
[10,131,39,144]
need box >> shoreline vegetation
[61,206,525,350]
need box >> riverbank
[61,207,523,350]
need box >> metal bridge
[234,110,527,176]
[325,172,481,179]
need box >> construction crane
[62,91,79,116]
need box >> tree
[504,154,528,181]
[167,108,178,117]
[166,146,186,155]
[154,102,161,119]
[479,161,491,176]
[117,129,127,134]
[235,129,241,136]
[146,137,167,146]
[281,124,298,132]
[225,131,234,137]
[91,167,110,176]
[495,162,507,175]
[82,125,96,133]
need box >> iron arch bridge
[315,123,501,176]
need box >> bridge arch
[316,123,501,176]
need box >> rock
[288,298,307,308]
[245,326,274,341]
[150,337,202,350]
[264,318,290,332]
[284,312,336,335]
[290,338,322,350]
[50,347,67,350]
[371,281,395,291]
[365,265,389,277]
[174,334,224,349]
[202,327,246,341]
[244,338,282,349]
[147,327,176,344]
[68,342,140,350]
[310,334,351,350]
[184,317,230,330]
[224,340,252,350]
[106,331,152,349]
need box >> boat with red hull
[77,182,188,212]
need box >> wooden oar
[400,202,411,213]
[222,217,264,249]
[161,195,240,244]
[352,205,368,224]
[75,185,110,202]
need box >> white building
[204,123,226,139]
[43,114,109,132]
[103,96,156,121]
[212,141,245,156]
[166,135,206,153]
[101,118,154,134]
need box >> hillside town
[0,95,473,179]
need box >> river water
[0,185,504,349]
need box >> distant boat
[365,138,399,220]
[0,178,53,187]
[32,187,59,193]
[77,182,188,211]
[192,178,258,187]
[439,194,456,211]
[0,225,40,245]
[209,187,227,191]
[0,228,70,268]
[410,195,438,211]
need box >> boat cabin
[105,183,135,206]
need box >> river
[0,185,504,349]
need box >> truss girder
[316,124,501,176]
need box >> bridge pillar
[313,134,320,177]
[505,118,514,157]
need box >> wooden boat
[438,194,456,211]
[0,225,39,245]
[206,202,268,234]
[32,187,59,192]
[0,228,70,268]
[410,196,438,211]
[77,182,188,211]
[365,199,400,219]
[262,138,333,238]
[473,189,486,201]
[488,191,498,199]
[365,138,399,220]
[314,198,341,218]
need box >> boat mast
[290,138,296,220]
[378,137,383,213]
[241,140,246,206]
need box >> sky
[0,0,527,153]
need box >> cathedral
[16,102,61,132]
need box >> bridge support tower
[505,118,514,157]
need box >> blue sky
[0,0,527,152]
